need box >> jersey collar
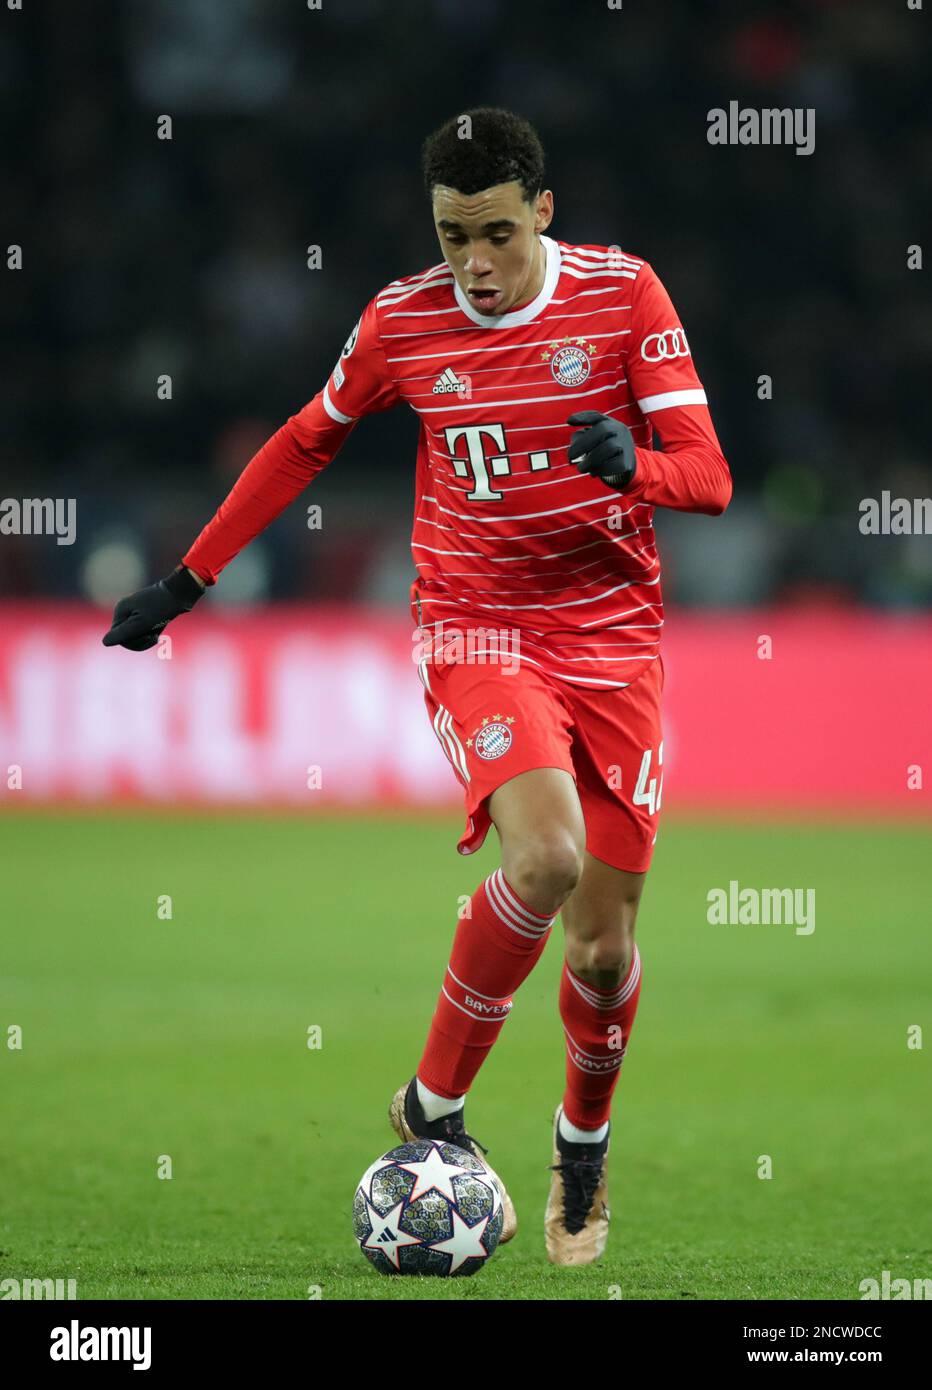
[453,234,561,329]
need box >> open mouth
[467,287,503,313]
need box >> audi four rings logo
[641,328,691,362]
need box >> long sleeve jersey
[184,235,731,689]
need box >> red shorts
[417,651,665,874]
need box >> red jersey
[183,236,731,689]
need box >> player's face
[431,180,554,316]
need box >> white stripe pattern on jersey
[322,382,353,424]
[559,265,639,281]
[485,868,556,940]
[412,503,651,551]
[558,247,643,267]
[382,261,449,290]
[637,387,708,413]
[417,573,661,615]
[377,269,454,307]
[384,328,624,364]
[416,379,628,414]
[376,240,686,691]
[422,484,637,527]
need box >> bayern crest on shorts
[471,718,514,761]
[542,337,597,387]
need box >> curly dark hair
[421,107,545,203]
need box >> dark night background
[3,0,930,609]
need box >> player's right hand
[102,566,206,651]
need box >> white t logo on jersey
[444,424,511,501]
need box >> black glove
[102,566,206,651]
[567,411,637,491]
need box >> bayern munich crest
[542,337,597,387]
[468,716,515,761]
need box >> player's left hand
[567,411,637,491]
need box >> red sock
[417,868,556,1099]
[560,946,643,1130]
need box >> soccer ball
[353,1138,504,1276]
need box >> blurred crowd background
[3,0,930,610]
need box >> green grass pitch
[2,811,929,1300]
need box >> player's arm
[567,260,732,516]
[102,297,398,650]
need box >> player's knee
[504,828,583,915]
[570,935,634,984]
[566,903,639,983]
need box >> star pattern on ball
[397,1144,474,1203]
[360,1196,422,1271]
[429,1208,492,1273]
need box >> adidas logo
[432,367,468,395]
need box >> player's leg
[391,661,580,1240]
[411,767,584,1107]
[544,658,663,1263]
[545,855,647,1264]
[491,765,587,915]
[397,767,583,1119]
[559,853,646,1137]
[562,854,644,985]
